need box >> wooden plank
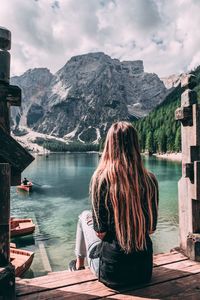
[106,297,153,300]
[109,272,200,299]
[16,251,187,296]
[17,269,94,285]
[40,260,200,297]
[17,251,187,286]
[17,258,200,299]
[153,250,188,266]
[16,269,96,296]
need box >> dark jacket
[92,173,158,288]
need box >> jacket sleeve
[92,181,109,233]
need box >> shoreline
[153,152,182,162]
[34,151,182,162]
[12,130,182,162]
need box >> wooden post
[0,163,15,299]
[0,27,16,300]
[175,74,200,261]
[0,26,34,299]
[0,163,10,266]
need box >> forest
[43,140,99,152]
[134,66,200,154]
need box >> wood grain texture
[16,251,200,300]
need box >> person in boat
[22,177,29,185]
[69,121,159,288]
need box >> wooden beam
[6,85,21,106]
[0,126,34,172]
[0,83,21,106]
[0,163,10,267]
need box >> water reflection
[11,153,181,277]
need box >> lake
[11,153,181,278]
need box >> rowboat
[10,218,35,237]
[17,182,33,192]
[10,245,34,277]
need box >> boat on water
[17,182,33,192]
[10,244,34,277]
[10,217,35,237]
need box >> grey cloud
[51,1,60,10]
[1,0,200,77]
[115,0,162,31]
[152,36,163,46]
[13,2,63,52]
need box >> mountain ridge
[11,52,168,144]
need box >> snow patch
[12,127,70,154]
[93,128,101,144]
[64,125,79,139]
[77,132,85,144]
[103,123,107,130]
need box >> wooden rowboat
[10,218,35,237]
[10,246,34,277]
[17,182,33,192]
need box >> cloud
[0,0,200,77]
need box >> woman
[69,121,159,288]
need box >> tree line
[35,136,99,152]
[133,86,182,154]
[134,66,200,154]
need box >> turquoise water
[11,153,181,277]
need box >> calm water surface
[11,153,181,277]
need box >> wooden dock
[16,250,200,299]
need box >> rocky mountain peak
[11,52,167,144]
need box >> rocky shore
[154,152,182,162]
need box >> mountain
[161,74,182,89]
[134,65,200,154]
[11,68,53,128]
[11,52,167,144]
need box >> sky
[0,0,200,77]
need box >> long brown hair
[90,121,158,253]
